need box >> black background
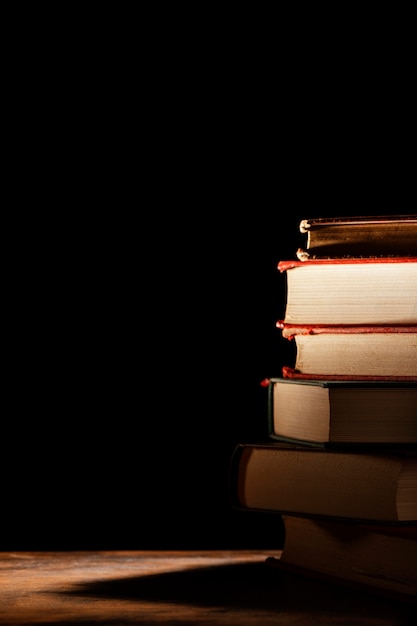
[3,22,415,549]
[5,189,415,551]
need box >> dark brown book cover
[297,215,417,260]
[230,442,417,522]
[265,514,417,602]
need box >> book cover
[277,257,417,325]
[276,322,417,381]
[265,377,417,446]
[296,214,417,260]
[230,442,417,522]
[266,514,417,601]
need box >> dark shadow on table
[61,561,416,623]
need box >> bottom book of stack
[267,515,417,601]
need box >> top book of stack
[296,214,417,261]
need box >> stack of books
[230,214,417,601]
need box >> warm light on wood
[0,551,413,624]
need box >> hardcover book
[277,257,417,325]
[230,442,417,522]
[296,214,417,261]
[266,377,417,445]
[276,322,417,381]
[267,514,417,601]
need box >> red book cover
[276,257,417,326]
[281,366,417,382]
[278,257,417,273]
[276,322,417,382]
[276,321,417,339]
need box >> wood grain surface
[0,550,415,625]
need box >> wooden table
[0,550,415,625]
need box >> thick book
[230,442,417,522]
[276,322,417,381]
[266,377,417,445]
[277,257,417,325]
[267,514,417,601]
[296,214,417,261]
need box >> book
[265,377,417,445]
[296,214,417,261]
[267,514,417,601]
[277,257,417,325]
[276,322,417,381]
[230,442,417,522]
